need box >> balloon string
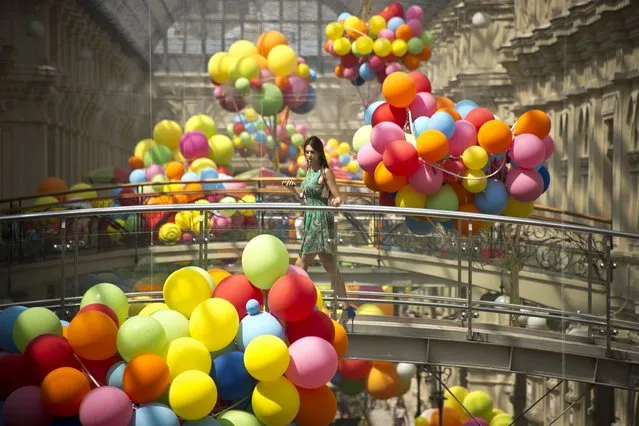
[73,353,102,388]
[342,25,369,39]
[214,395,251,417]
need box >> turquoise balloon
[235,300,285,350]
[131,404,178,426]
[0,306,27,352]
[106,361,126,389]
[426,185,459,222]
[218,410,262,426]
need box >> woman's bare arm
[323,168,342,206]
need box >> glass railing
[1,202,638,357]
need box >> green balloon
[338,377,366,396]
[426,185,459,222]
[13,307,62,353]
[265,135,276,149]
[218,410,262,426]
[490,414,514,426]
[144,144,173,166]
[150,309,189,342]
[421,30,434,47]
[251,83,283,117]
[254,120,266,131]
[81,282,129,325]
[241,234,289,290]
[407,37,424,55]
[291,133,304,147]
[297,168,307,178]
[117,316,168,361]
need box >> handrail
[0,202,636,240]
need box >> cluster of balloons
[209,32,317,116]
[353,70,555,235]
[0,233,348,425]
[415,386,513,426]
[324,2,433,86]
[296,138,361,178]
[332,359,416,401]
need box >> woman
[283,136,348,322]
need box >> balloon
[212,351,256,401]
[169,370,217,420]
[286,336,338,389]
[514,109,551,138]
[267,273,317,322]
[475,179,508,215]
[489,413,514,426]
[0,305,27,352]
[372,102,407,127]
[357,142,383,173]
[465,108,495,131]
[396,363,417,380]
[153,120,183,150]
[286,310,335,344]
[428,407,463,426]
[150,309,190,343]
[41,367,91,416]
[426,185,459,219]
[339,359,371,380]
[2,385,51,425]
[405,216,434,235]
[68,310,118,361]
[212,274,264,319]
[117,316,168,361]
[538,165,551,192]
[185,114,216,139]
[190,298,239,352]
[78,303,119,326]
[163,267,213,317]
[395,185,427,209]
[130,403,179,426]
[443,385,469,419]
[106,361,126,388]
[461,146,488,170]
[408,160,443,195]
[366,362,401,400]
[505,168,544,202]
[166,337,211,380]
[331,319,348,359]
[78,386,133,426]
[295,385,337,426]
[236,299,286,350]
[370,121,405,154]
[374,162,407,192]
[449,120,478,156]
[80,283,129,325]
[503,196,534,218]
[383,140,419,176]
[510,133,545,169]
[122,353,170,404]
[244,334,290,381]
[184,418,221,426]
[241,234,289,290]
[416,130,448,163]
[24,334,79,382]
[12,307,62,353]
[462,391,493,419]
[429,111,456,139]
[462,169,487,194]
[251,376,300,426]
[542,135,555,161]
[382,72,416,108]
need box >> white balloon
[420,408,436,421]
[471,12,492,28]
[396,362,417,379]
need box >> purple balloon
[409,92,437,119]
[218,86,246,112]
[180,131,210,161]
[505,168,544,202]
[2,386,51,426]
[510,133,545,169]
[283,76,309,108]
[407,19,423,36]
[408,160,444,195]
[371,122,405,154]
[357,142,383,173]
[449,120,478,156]
[405,5,424,21]
[462,418,488,426]
[79,386,133,426]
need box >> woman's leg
[318,252,346,297]
[296,253,316,271]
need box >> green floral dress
[300,168,335,254]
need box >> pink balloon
[448,120,478,156]
[287,264,310,279]
[505,168,544,202]
[285,336,338,389]
[283,76,309,108]
[213,214,232,230]
[224,181,247,190]
[357,142,383,173]
[231,213,245,227]
[385,63,402,75]
[405,5,424,21]
[145,164,164,181]
[79,386,134,426]
[342,67,358,80]
[2,386,51,426]
[369,55,384,71]
[378,29,396,41]
[409,92,437,118]
[180,131,210,161]
[442,158,465,184]
[260,69,273,79]
[510,133,545,169]
[406,19,423,36]
[542,135,555,161]
[408,160,444,195]
[296,124,308,136]
[370,122,405,154]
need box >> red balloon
[268,273,317,322]
[25,334,81,383]
[0,353,36,399]
[408,71,432,93]
[79,354,122,385]
[78,304,119,327]
[233,123,245,135]
[382,140,419,176]
[213,274,264,319]
[118,188,138,207]
[372,103,408,128]
[466,107,495,131]
[339,359,372,381]
[218,166,232,175]
[379,192,396,206]
[286,310,335,344]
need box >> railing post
[60,219,67,313]
[605,235,613,356]
[467,221,473,341]
[198,210,205,268]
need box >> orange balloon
[514,109,551,139]
[477,120,512,154]
[275,76,290,90]
[331,319,348,359]
[382,72,417,108]
[452,204,482,236]
[395,24,413,41]
[323,40,332,53]
[67,311,118,361]
[252,53,268,69]
[334,65,344,78]
[436,97,455,110]
[37,177,68,199]
[417,130,449,163]
[419,45,432,61]
[165,161,185,180]
[429,407,463,426]
[41,367,91,417]
[295,385,337,426]
[374,162,408,193]
[257,30,288,57]
[363,170,381,192]
[208,268,231,287]
[123,353,170,404]
[183,183,204,202]
[62,325,68,339]
[128,156,145,170]
[366,362,401,400]
[439,107,461,121]
[403,54,421,71]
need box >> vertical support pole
[60,219,67,313]
[467,221,473,341]
[198,210,205,268]
[605,235,613,356]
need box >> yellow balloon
[239,194,257,216]
[347,160,360,173]
[352,125,372,153]
[395,185,427,209]
[444,385,470,418]
[228,40,257,58]
[207,268,231,288]
[189,298,239,352]
[163,266,215,317]
[461,146,488,170]
[415,417,429,426]
[173,149,186,163]
[185,114,217,139]
[209,134,234,166]
[327,138,340,150]
[231,56,260,81]
[354,36,374,55]
[166,337,212,380]
[391,39,408,57]
[332,37,351,56]
[208,52,232,84]
[344,16,365,39]
[462,169,488,193]
[337,142,351,155]
[175,211,194,231]
[503,196,534,218]
[138,303,169,317]
[189,158,217,174]
[315,286,325,310]
[244,335,290,382]
[373,38,392,57]
[252,376,300,426]
[151,309,190,343]
[325,22,344,41]
[267,44,298,77]
[368,15,387,34]
[153,120,183,150]
[134,139,156,160]
[357,303,385,316]
[169,370,218,421]
[297,63,310,79]
[244,108,257,121]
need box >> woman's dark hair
[303,136,329,168]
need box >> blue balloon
[405,217,434,235]
[428,111,456,139]
[441,220,455,230]
[111,187,123,197]
[454,100,478,119]
[538,165,551,192]
[331,372,343,386]
[244,122,256,134]
[287,144,298,160]
[413,116,431,137]
[475,179,508,215]
[351,76,365,87]
[60,320,70,327]
[50,416,82,425]
[181,171,199,182]
[339,154,350,166]
[365,101,384,125]
[106,361,126,389]
[337,12,352,21]
[0,306,27,352]
[129,169,147,184]
[359,63,375,81]
[184,417,221,426]
[131,404,179,426]
[235,299,285,350]
[510,159,542,171]
[309,69,317,82]
[254,130,267,143]
[212,351,256,401]
[200,167,220,191]
[387,17,405,31]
